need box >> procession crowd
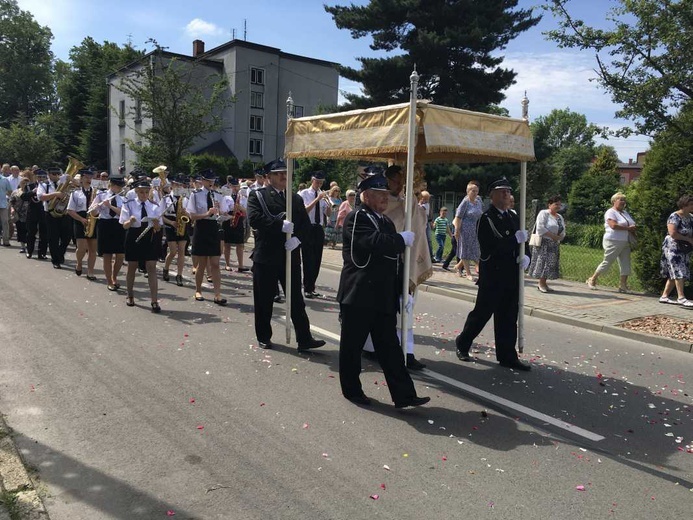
[1,160,692,408]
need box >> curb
[0,417,49,520]
[322,262,693,354]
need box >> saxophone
[175,195,190,236]
[48,156,86,217]
[84,188,98,238]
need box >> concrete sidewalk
[319,246,693,353]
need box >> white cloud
[184,18,228,39]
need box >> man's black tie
[207,191,214,210]
[141,201,147,220]
[109,195,117,217]
[279,190,286,202]
[313,190,320,225]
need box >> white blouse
[604,208,635,242]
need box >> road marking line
[297,321,605,442]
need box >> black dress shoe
[175,275,184,286]
[455,334,472,361]
[273,295,284,303]
[162,269,170,282]
[151,302,161,314]
[345,394,371,406]
[304,291,322,299]
[238,267,250,272]
[394,396,431,409]
[297,338,326,351]
[53,264,61,269]
[75,268,82,276]
[37,254,47,260]
[213,298,227,306]
[406,354,426,370]
[258,341,274,349]
[25,253,32,259]
[499,359,532,371]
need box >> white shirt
[7,175,20,191]
[535,209,566,238]
[36,179,61,212]
[185,187,229,218]
[604,208,635,242]
[67,188,94,213]
[119,198,163,228]
[160,193,189,227]
[94,190,125,220]
[223,189,247,213]
[299,188,329,225]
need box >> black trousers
[442,236,458,268]
[45,214,71,265]
[302,224,325,293]
[252,260,311,345]
[456,283,519,363]
[26,215,47,257]
[339,304,416,405]
[15,221,27,244]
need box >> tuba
[175,194,190,236]
[48,156,86,217]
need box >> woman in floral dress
[452,182,482,280]
[659,194,693,307]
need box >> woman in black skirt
[221,177,249,272]
[120,179,163,312]
[66,169,98,280]
[93,174,126,291]
[161,174,189,286]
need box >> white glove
[515,230,529,243]
[399,231,415,247]
[403,294,414,314]
[281,220,294,234]
[520,255,530,270]
[285,236,301,251]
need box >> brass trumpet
[48,156,85,217]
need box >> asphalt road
[1,246,691,520]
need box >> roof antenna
[244,19,247,41]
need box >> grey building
[107,39,339,173]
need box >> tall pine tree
[325,0,540,110]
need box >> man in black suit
[455,177,531,371]
[247,159,326,352]
[337,173,430,408]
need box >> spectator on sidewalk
[587,192,637,293]
[527,195,566,293]
[337,189,356,230]
[0,173,12,246]
[453,181,482,281]
[419,191,434,260]
[325,185,342,248]
[432,206,451,262]
[659,194,693,307]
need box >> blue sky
[17,0,650,162]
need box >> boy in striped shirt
[432,207,451,262]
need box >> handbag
[528,220,542,247]
[676,239,693,254]
[627,232,638,250]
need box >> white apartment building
[107,39,339,172]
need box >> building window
[119,100,126,126]
[120,143,126,164]
[250,91,264,109]
[134,99,142,123]
[250,67,264,85]
[250,115,263,132]
[249,138,263,156]
[293,105,304,118]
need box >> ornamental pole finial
[521,90,529,122]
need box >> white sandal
[677,298,693,308]
[659,296,675,304]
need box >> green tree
[0,116,58,166]
[325,0,540,111]
[240,159,255,179]
[294,157,359,192]
[545,0,693,138]
[566,147,620,224]
[629,103,693,293]
[114,43,233,172]
[0,0,54,122]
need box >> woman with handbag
[527,195,565,292]
[659,194,693,307]
[452,181,483,281]
[587,192,637,293]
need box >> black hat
[489,177,512,192]
[311,170,325,180]
[253,167,266,178]
[357,172,389,192]
[384,165,402,179]
[47,167,62,175]
[109,174,126,186]
[132,177,152,189]
[78,168,94,176]
[364,165,384,176]
[228,177,239,186]
[196,168,216,181]
[34,169,48,178]
[266,159,287,174]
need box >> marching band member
[21,169,48,259]
[221,177,249,272]
[186,169,228,305]
[120,178,163,313]
[161,174,189,286]
[299,171,331,298]
[37,167,71,269]
[67,169,98,280]
[93,173,126,291]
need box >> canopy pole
[285,92,294,344]
[401,68,419,357]
[518,92,530,354]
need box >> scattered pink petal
[196,425,204,430]
[189,398,195,404]
[167,511,176,516]
[260,402,266,406]
[322,453,329,458]
[302,423,309,429]
[383,465,390,471]
[441,456,447,461]
[380,483,386,490]
[575,485,585,491]
[370,494,379,500]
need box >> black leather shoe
[162,269,170,282]
[346,394,371,406]
[258,341,274,349]
[297,338,326,351]
[175,275,184,286]
[25,253,32,259]
[37,254,47,260]
[304,291,322,299]
[406,354,426,370]
[499,359,531,371]
[395,396,431,409]
[151,302,161,314]
[53,264,61,269]
[273,295,284,303]
[455,335,472,361]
